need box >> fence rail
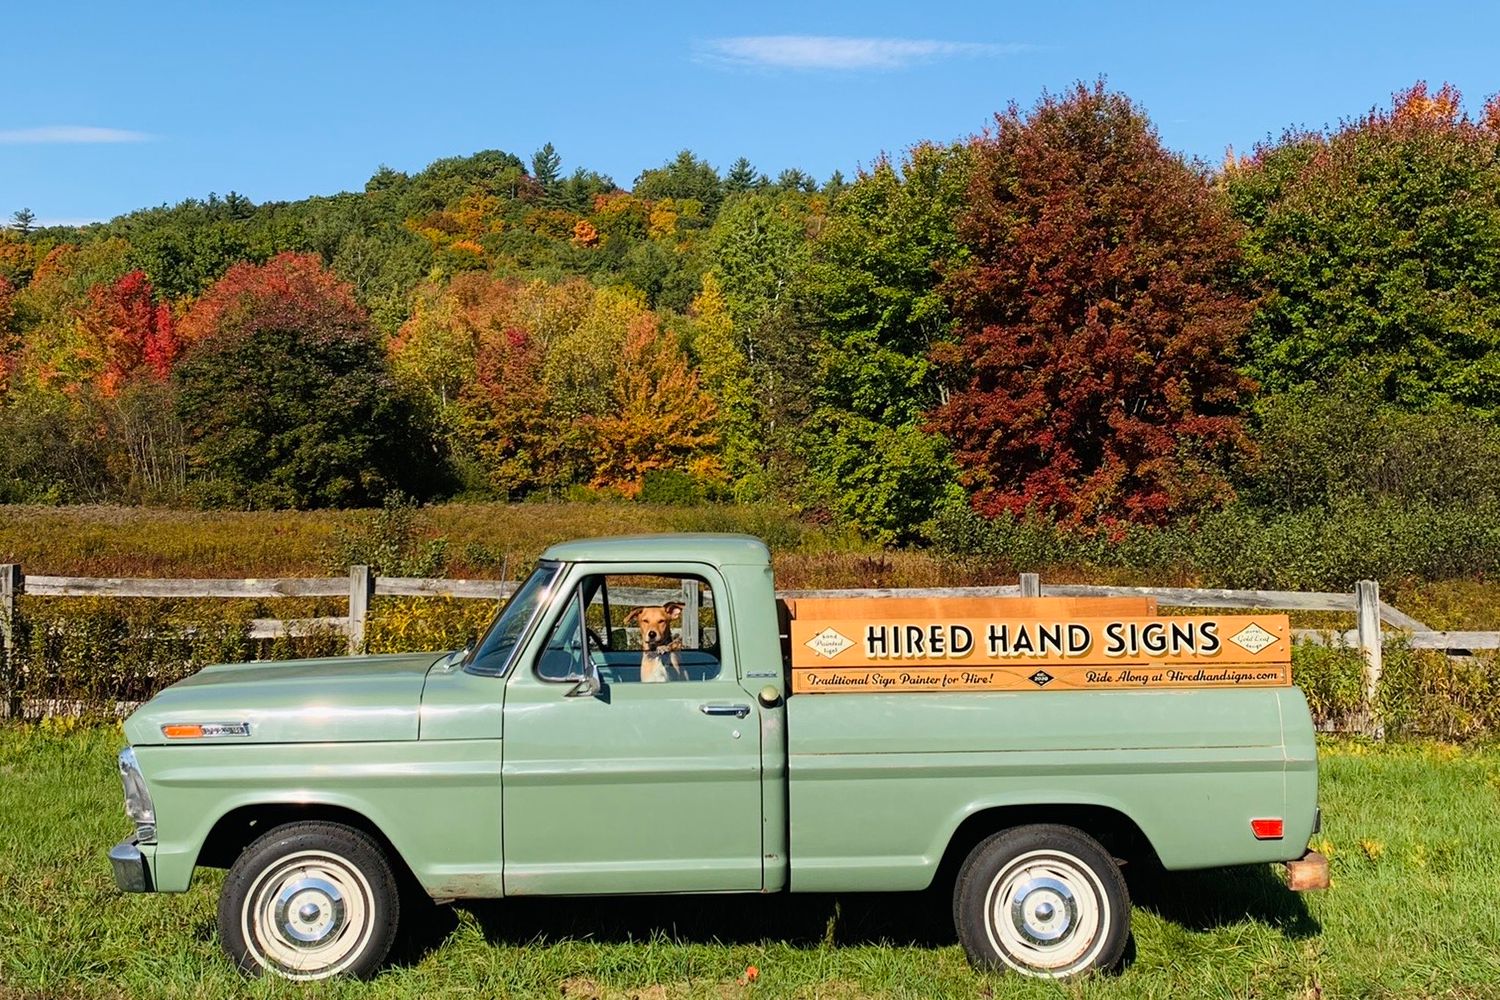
[3,563,1498,737]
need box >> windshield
[464,560,565,677]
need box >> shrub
[639,469,704,505]
[363,596,498,654]
[326,494,449,577]
[1290,641,1366,726]
[1378,644,1500,741]
[930,495,1500,590]
[1244,385,1500,512]
[4,597,344,720]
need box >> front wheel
[217,821,401,981]
[953,824,1130,978]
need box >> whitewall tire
[218,821,401,980]
[954,824,1130,978]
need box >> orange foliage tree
[585,315,718,495]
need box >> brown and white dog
[624,602,685,682]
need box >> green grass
[3,726,1498,999]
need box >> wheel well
[931,803,1160,891]
[197,802,407,876]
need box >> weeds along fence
[2,564,1498,737]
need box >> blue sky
[4,0,1499,226]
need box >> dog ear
[663,601,684,620]
[622,607,642,625]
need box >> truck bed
[784,687,1317,892]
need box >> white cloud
[697,35,1031,71]
[0,125,152,144]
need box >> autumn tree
[395,275,593,492]
[458,325,561,497]
[80,271,181,393]
[935,83,1254,524]
[175,252,436,508]
[585,315,718,495]
[1228,82,1500,415]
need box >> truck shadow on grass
[397,864,1318,963]
[1127,864,1321,940]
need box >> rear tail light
[1251,818,1284,840]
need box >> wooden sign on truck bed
[785,597,1290,694]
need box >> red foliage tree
[934,82,1255,524]
[179,251,367,347]
[81,270,180,394]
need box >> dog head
[624,602,683,650]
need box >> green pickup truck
[109,534,1323,981]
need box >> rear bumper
[109,838,154,893]
[1285,849,1330,891]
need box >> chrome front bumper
[109,838,153,893]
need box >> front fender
[135,739,503,896]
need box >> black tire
[953,823,1130,978]
[217,821,401,981]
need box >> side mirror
[567,648,603,699]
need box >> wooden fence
[3,564,1498,737]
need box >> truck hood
[123,652,447,745]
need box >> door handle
[700,703,751,718]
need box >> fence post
[680,579,701,648]
[1355,579,1384,739]
[2,564,22,719]
[348,565,374,655]
[1019,573,1041,598]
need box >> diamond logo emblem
[805,627,855,659]
[1229,623,1277,654]
[1029,670,1054,688]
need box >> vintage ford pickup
[109,534,1324,981]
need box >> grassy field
[4,502,1500,628]
[2,726,1498,1000]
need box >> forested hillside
[4,80,1500,565]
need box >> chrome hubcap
[1009,875,1076,944]
[273,877,347,946]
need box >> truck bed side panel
[786,689,1304,892]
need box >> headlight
[118,747,157,843]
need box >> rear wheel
[217,821,400,981]
[953,824,1129,978]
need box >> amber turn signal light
[161,724,206,739]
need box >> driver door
[500,564,765,895]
